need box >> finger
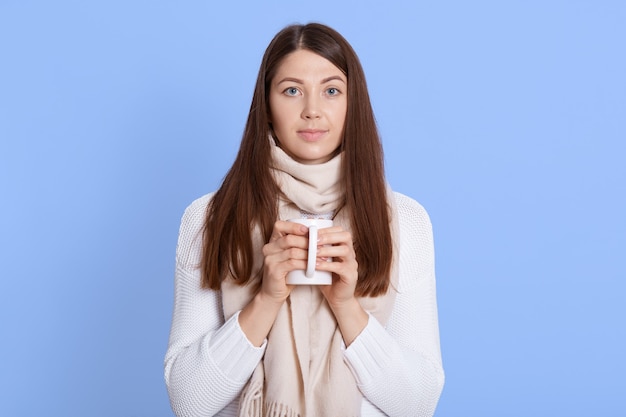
[316,244,355,260]
[263,234,309,258]
[316,257,358,280]
[317,228,353,247]
[316,226,345,237]
[265,245,309,263]
[264,252,309,279]
[274,220,309,237]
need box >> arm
[343,193,445,416]
[164,195,266,417]
[164,196,312,416]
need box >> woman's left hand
[316,225,369,346]
[315,226,359,308]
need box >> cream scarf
[220,143,399,417]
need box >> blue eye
[284,87,299,96]
[326,87,340,96]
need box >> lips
[297,129,327,141]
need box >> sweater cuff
[208,311,266,382]
[343,313,396,386]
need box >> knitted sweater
[164,192,444,416]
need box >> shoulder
[179,192,215,238]
[392,192,435,275]
[392,191,433,235]
[176,192,215,268]
[181,192,214,223]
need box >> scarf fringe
[265,402,300,417]
[238,375,263,417]
[238,375,299,417]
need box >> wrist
[256,290,288,310]
[328,297,368,347]
[328,296,361,315]
[239,292,285,347]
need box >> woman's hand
[239,220,309,346]
[260,220,309,303]
[316,226,368,346]
[316,226,359,306]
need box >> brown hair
[201,23,392,296]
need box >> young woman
[164,23,444,417]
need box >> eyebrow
[276,75,346,85]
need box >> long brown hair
[201,23,392,296]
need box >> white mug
[286,218,333,285]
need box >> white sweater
[164,192,444,416]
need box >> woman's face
[269,49,348,165]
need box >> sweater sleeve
[343,193,445,417]
[164,194,265,417]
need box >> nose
[301,95,321,119]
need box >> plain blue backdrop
[1,1,624,416]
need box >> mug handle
[306,225,318,278]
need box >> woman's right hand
[238,221,309,346]
[260,220,309,303]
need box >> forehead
[273,49,345,81]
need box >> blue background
[1,1,624,416]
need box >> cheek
[270,113,286,132]
[271,105,298,131]
[334,105,348,127]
